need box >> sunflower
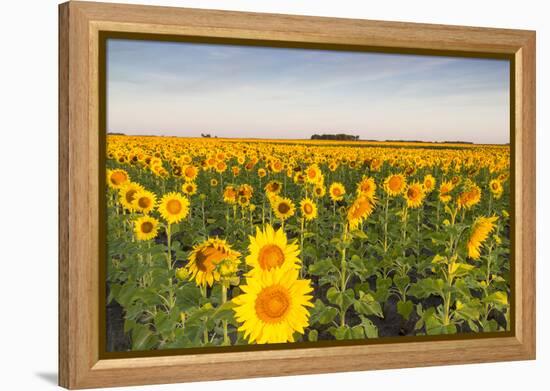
[329,182,346,201]
[223,186,238,204]
[384,174,406,196]
[439,180,454,203]
[305,164,322,184]
[233,268,313,344]
[299,198,318,221]
[119,182,144,211]
[272,196,295,221]
[405,182,425,208]
[489,179,504,199]
[356,176,376,199]
[107,169,130,189]
[186,238,241,287]
[182,165,198,182]
[467,216,498,259]
[264,180,282,195]
[270,160,284,173]
[246,225,300,274]
[347,195,376,229]
[423,174,436,193]
[312,184,326,198]
[457,183,482,210]
[238,184,253,199]
[232,165,240,176]
[134,215,160,241]
[214,161,227,174]
[158,192,190,224]
[181,182,197,196]
[238,195,250,208]
[210,178,218,187]
[258,168,267,178]
[132,189,157,214]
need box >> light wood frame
[59,1,536,389]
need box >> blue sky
[107,39,510,144]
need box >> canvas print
[104,39,511,352]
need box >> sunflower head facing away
[264,180,282,195]
[439,180,454,203]
[186,238,241,287]
[489,179,504,199]
[246,225,300,275]
[405,182,425,209]
[384,174,406,196]
[299,198,318,221]
[107,169,130,189]
[132,189,157,214]
[272,196,295,221]
[158,192,190,224]
[467,216,498,259]
[457,183,482,210]
[223,186,238,204]
[347,194,376,230]
[233,268,313,344]
[134,215,160,241]
[329,182,346,202]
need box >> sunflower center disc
[258,245,285,270]
[278,202,290,214]
[125,189,138,203]
[111,171,127,185]
[166,199,182,214]
[255,285,291,323]
[138,197,151,208]
[141,221,154,233]
[389,176,402,191]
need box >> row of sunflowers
[105,135,510,351]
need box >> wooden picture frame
[59,1,536,389]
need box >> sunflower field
[105,135,511,351]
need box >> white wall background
[0,0,546,389]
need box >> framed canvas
[58,1,536,389]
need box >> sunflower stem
[165,223,175,310]
[300,217,305,278]
[383,194,389,253]
[201,198,207,238]
[340,224,348,327]
[221,284,230,345]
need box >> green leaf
[131,324,158,350]
[310,300,338,325]
[483,291,508,306]
[353,292,383,318]
[351,325,365,339]
[397,300,414,321]
[393,275,410,291]
[351,230,368,239]
[359,316,379,338]
[308,329,318,342]
[332,325,352,340]
[175,284,203,312]
[327,287,355,312]
[454,299,481,321]
[117,283,137,307]
[309,259,336,276]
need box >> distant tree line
[311,134,360,141]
